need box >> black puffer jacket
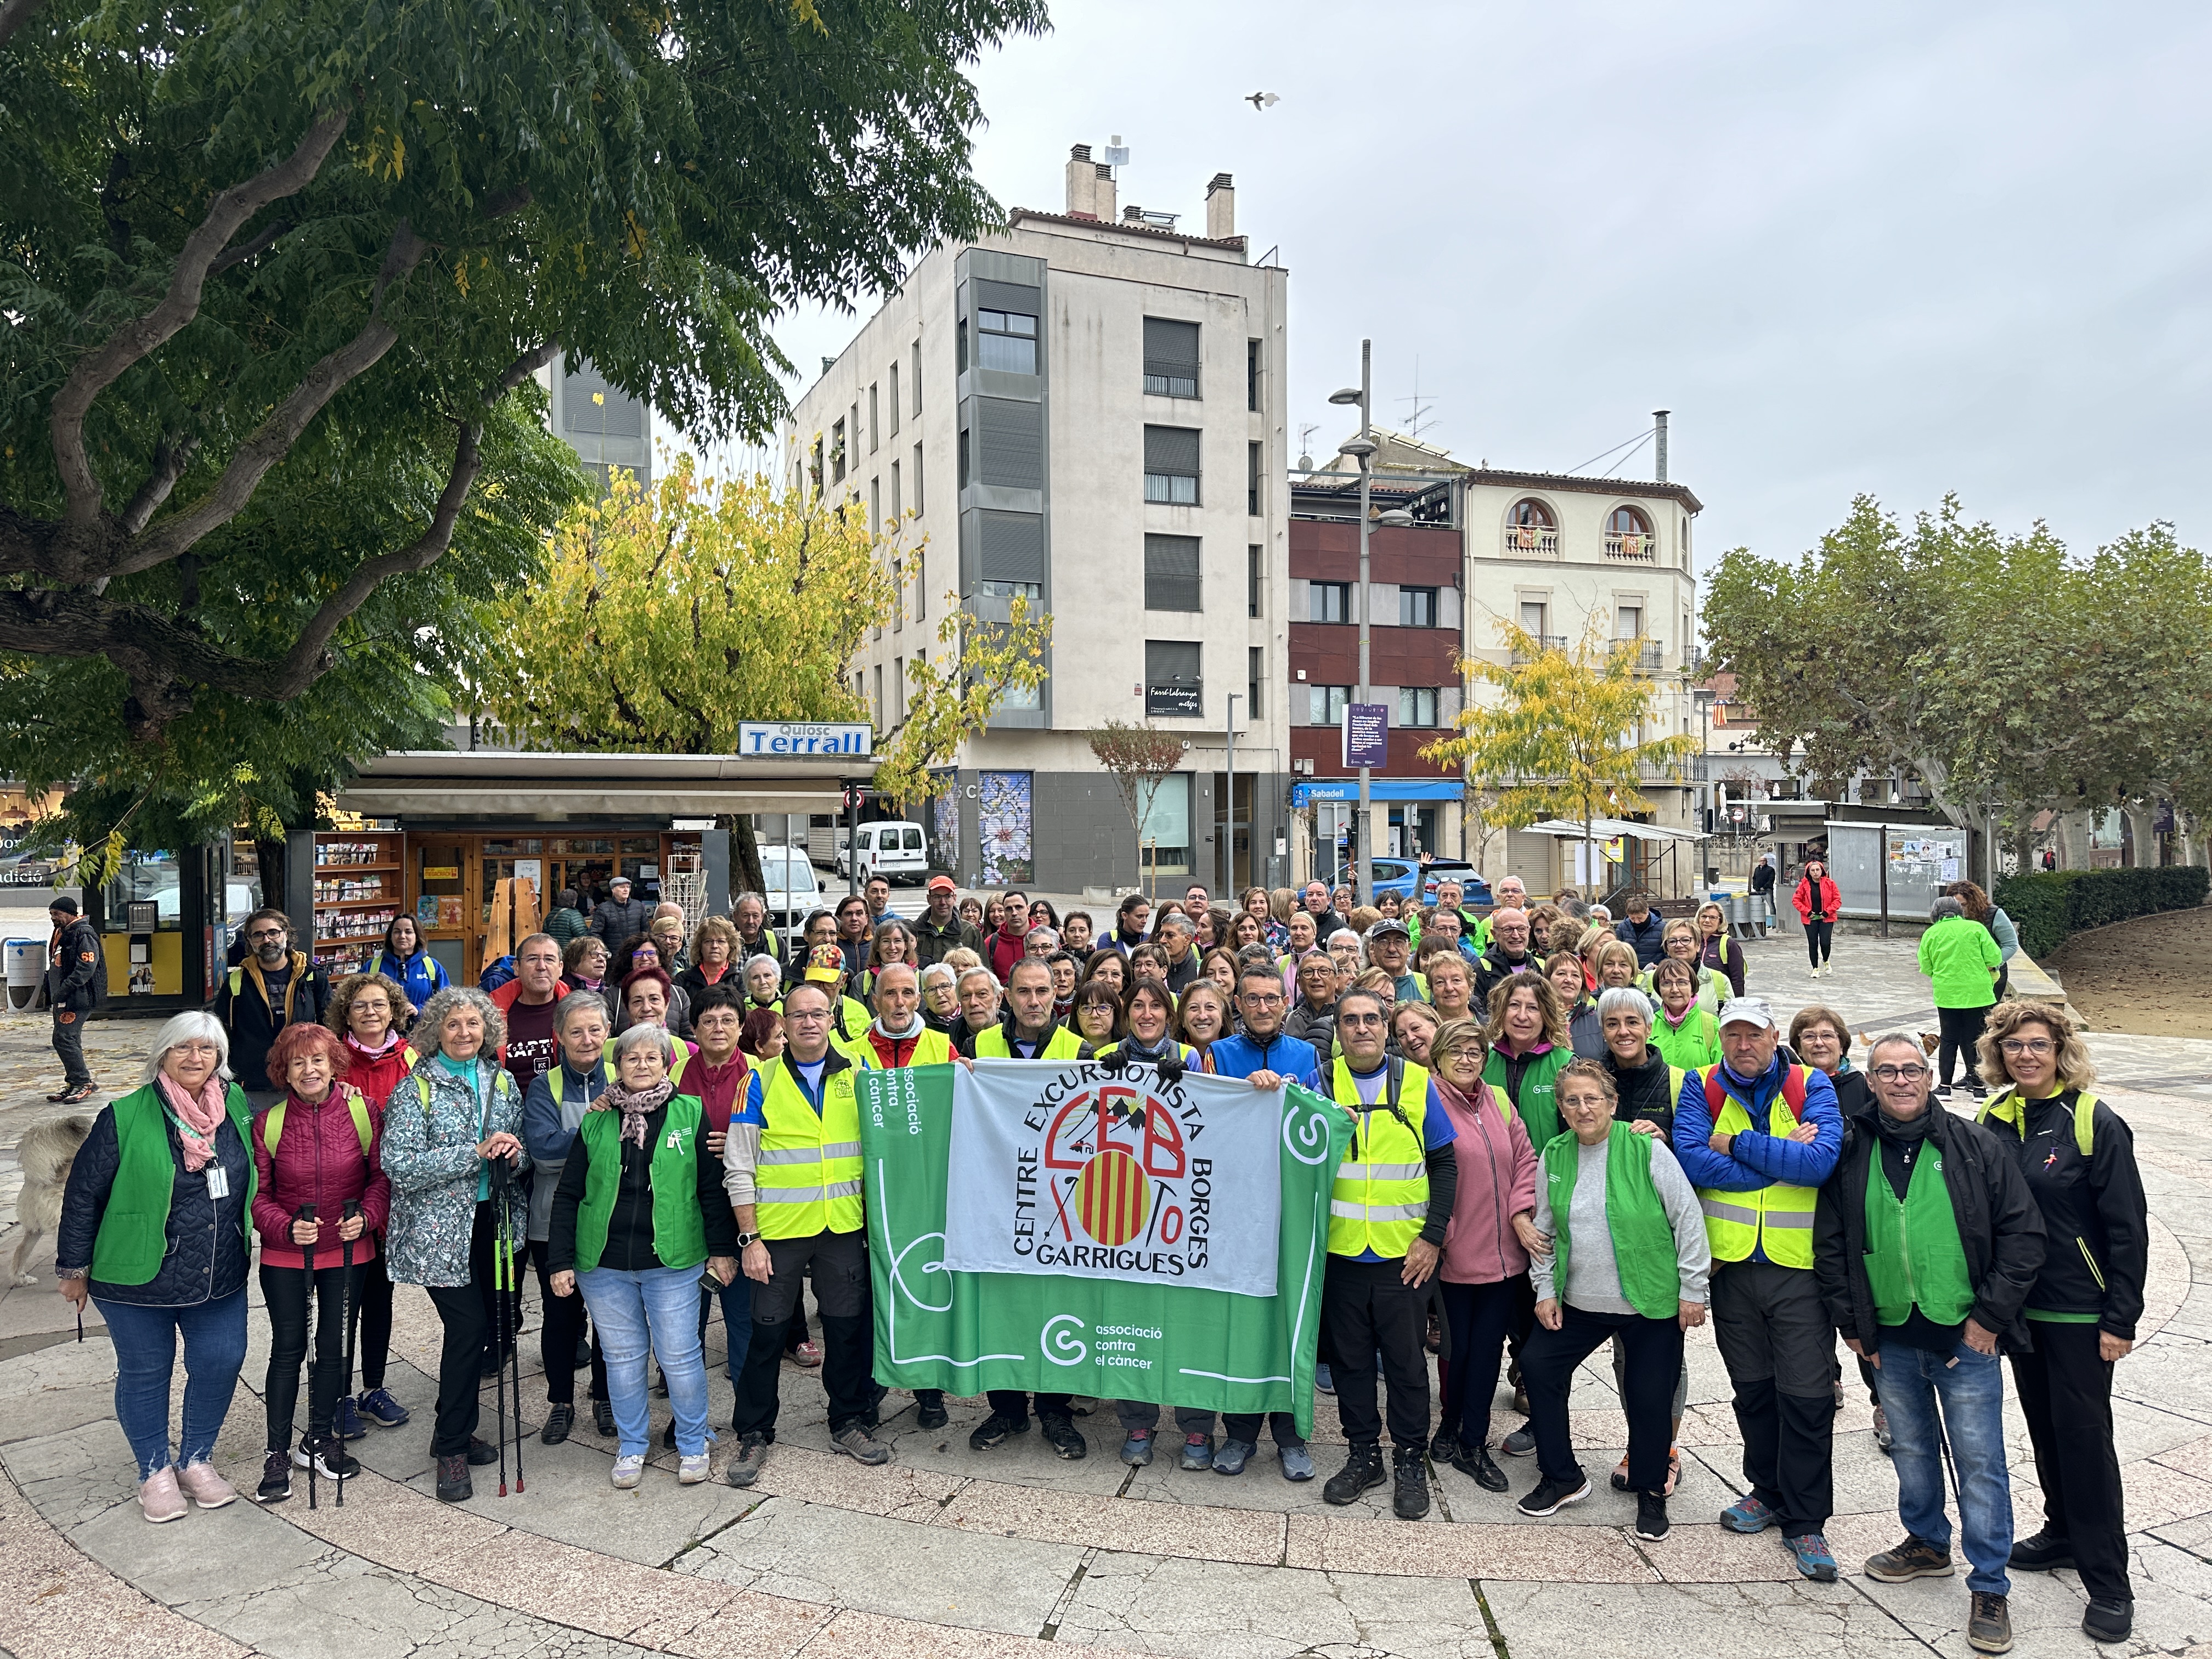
[1979,1088,2148,1339]
[1602,1043,1680,1138]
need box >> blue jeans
[578,1265,713,1458]
[1874,1340,2013,1594]
[94,1289,250,1481]
[698,1273,754,1383]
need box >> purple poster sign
[1341,702,1389,769]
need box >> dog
[9,1112,95,1286]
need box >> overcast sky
[755,0,2212,571]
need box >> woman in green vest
[1649,960,1722,1070]
[1481,975,1572,1151]
[54,1011,256,1523]
[1515,1060,1711,1544]
[548,1025,739,1490]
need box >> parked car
[837,820,929,885]
[1337,857,1492,909]
[760,846,825,949]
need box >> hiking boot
[435,1453,472,1503]
[1279,1444,1316,1482]
[1213,1438,1255,1476]
[1786,1532,1839,1582]
[2008,1527,2073,1571]
[1322,1443,1386,1506]
[1500,1422,1537,1457]
[1635,1491,1669,1541]
[1180,1432,1214,1472]
[1120,1428,1155,1466]
[357,1387,409,1428]
[254,1449,293,1505]
[540,1403,575,1446]
[1865,1537,1956,1583]
[1453,1442,1510,1493]
[2082,1599,2132,1643]
[592,1397,617,1437]
[1430,1427,1461,1465]
[333,1395,368,1441]
[916,1392,949,1430]
[176,1459,238,1509]
[970,1413,1028,1450]
[679,1452,713,1485]
[830,1423,892,1466]
[1515,1474,1591,1517]
[465,1436,499,1466]
[1391,1446,1430,1520]
[292,1435,361,1480]
[139,1465,188,1523]
[1720,1493,1779,1533]
[1041,1415,1088,1460]
[611,1453,646,1489]
[1967,1592,2013,1654]
[725,1432,769,1488]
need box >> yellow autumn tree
[1420,618,1699,896]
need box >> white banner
[944,1059,1285,1298]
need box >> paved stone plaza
[4,927,2212,1659]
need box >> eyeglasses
[1872,1063,1931,1082]
[171,1040,222,1057]
[1239,991,1284,1007]
[247,928,287,942]
[1999,1039,2054,1057]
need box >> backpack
[478,955,516,994]
[1702,1064,1810,1123]
[261,1088,374,1159]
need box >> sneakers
[1934,1083,1954,1099]
[1041,1415,1088,1460]
[1430,1427,1461,1465]
[540,1403,575,1446]
[333,1395,368,1441]
[357,1387,409,1428]
[725,1432,769,1488]
[254,1449,293,1505]
[830,1423,892,1466]
[465,1436,499,1466]
[2008,1527,2073,1571]
[789,1340,824,1368]
[1871,1404,1892,1453]
[1453,1442,1510,1493]
[1500,1423,1537,1458]
[679,1452,713,1485]
[59,1082,97,1104]
[1314,1362,1335,1394]
[1391,1446,1430,1520]
[1322,1443,1386,1506]
[1864,1536,1956,1583]
[916,1392,949,1431]
[1968,1592,2012,1655]
[176,1459,239,1509]
[435,1453,472,1503]
[1635,1491,1669,1541]
[1720,1493,1780,1533]
[2082,1599,2132,1643]
[1180,1432,1214,1472]
[969,1413,1027,1451]
[1212,1438,1254,1476]
[592,1397,617,1437]
[1279,1444,1316,1482]
[1120,1429,1155,1466]
[612,1453,646,1489]
[292,1435,361,1480]
[139,1465,189,1523]
[1516,1474,1591,1517]
[1785,1532,1839,1582]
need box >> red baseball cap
[927,875,956,894]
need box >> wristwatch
[736,1231,761,1248]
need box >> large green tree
[0,0,1046,831]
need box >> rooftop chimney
[1093,162,1115,224]
[1065,144,1096,219]
[1205,172,1235,240]
[1652,409,1670,482]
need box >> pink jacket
[250,1088,392,1269]
[1435,1076,1538,1285]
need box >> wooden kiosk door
[410,838,476,985]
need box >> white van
[759,846,825,950]
[838,821,929,885]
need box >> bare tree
[1087,721,1187,893]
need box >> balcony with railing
[1510,635,1570,664]
[1632,639,1666,672]
[1501,523,1561,558]
[1604,531,1657,563]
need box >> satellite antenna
[1297,423,1319,471]
[1398,357,1437,442]
[1103,134,1130,172]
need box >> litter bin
[1705,866,1720,887]
[4,938,42,1012]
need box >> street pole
[1356,340,1373,909]
[1224,693,1239,898]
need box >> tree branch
[49,109,351,534]
[207,219,292,276]
[117,435,201,537]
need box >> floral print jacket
[380,1054,530,1288]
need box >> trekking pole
[299,1203,319,1511]
[337,1200,360,1508]
[490,1159,511,1498]
[505,1220,525,1494]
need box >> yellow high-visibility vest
[1326,1055,1432,1260]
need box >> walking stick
[337,1200,360,1508]
[490,1159,511,1498]
[506,1218,525,1494]
[299,1203,319,1511]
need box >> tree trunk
[253,835,286,917]
[731,814,765,898]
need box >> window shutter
[1143,535,1203,611]
[1143,318,1200,375]
[1146,640,1201,683]
[977,279,1041,316]
[977,397,1044,490]
[978,511,1046,586]
[1143,425,1201,473]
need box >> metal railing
[1510,635,1570,663]
[1605,532,1657,562]
[1501,524,1561,558]
[1634,639,1665,672]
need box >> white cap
[1717,996,1775,1031]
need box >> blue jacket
[1207,1030,1322,1090]
[1615,911,1668,968]
[1672,1056,1843,1206]
[371,948,450,1013]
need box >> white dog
[10,1112,95,1286]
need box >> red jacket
[987,923,1027,984]
[1793,875,1842,924]
[250,1088,392,1269]
[341,1033,412,1112]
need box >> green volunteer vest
[1651,1007,1720,1070]
[1326,1056,1432,1260]
[571,1093,710,1273]
[89,1082,258,1285]
[1863,1140,1976,1329]
[1541,1121,1681,1321]
[1483,1045,1570,1152]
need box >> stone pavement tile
[803,1608,1124,1659]
[276,1465,512,1574]
[1,1421,139,1530]
[675,1494,1082,1639]
[1856,1554,2093,1658]
[876,1417,1140,1497]
[2114,1458,2212,1530]
[632,1585,832,1659]
[1482,1576,1931,1658]
[748,1443,967,1524]
[70,1486,329,1602]
[0,1468,250,1659]
[2114,1341,2212,1428]
[427,1525,729,1641]
[1284,1510,1655,1582]
[1052,1553,1494,1659]
[0,1380,118,1447]
[0,1330,120,1402]
[2153,1432,2212,1482]
[1122,1451,1379,1522]
[937,1475,1287,1566]
[2121,1538,2212,1655]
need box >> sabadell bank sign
[737,721,874,758]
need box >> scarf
[600,1077,674,1149]
[346,1029,402,1058]
[156,1071,228,1172]
[1877,1103,1934,1147]
[873,1011,924,1040]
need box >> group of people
[48,872,2141,1651]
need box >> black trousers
[261,1260,366,1446]
[733,1230,873,1440]
[1937,1005,1989,1088]
[2012,1323,2131,1603]
[1438,1275,1526,1448]
[1523,1304,1681,1493]
[422,1201,509,1457]
[345,1244,395,1393]
[527,1238,606,1406]
[1323,1255,1431,1451]
[1713,1261,1836,1536]
[1804,919,1834,968]
[986,1390,1074,1423]
[52,1008,93,1088]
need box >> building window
[1397,686,1439,727]
[892,657,904,723]
[1144,534,1201,612]
[1247,646,1263,719]
[1142,317,1200,398]
[1248,441,1262,516]
[868,383,879,452]
[1310,580,1351,623]
[873,665,883,726]
[1248,545,1261,618]
[980,578,1041,600]
[1400,586,1437,628]
[1247,339,1260,411]
[955,314,967,374]
[1143,425,1200,505]
[888,364,900,435]
[891,558,902,631]
[1519,600,1547,634]
[1146,640,1203,718]
[1307,684,1350,726]
[1609,505,1652,537]
[870,477,881,537]
[1510,497,1554,528]
[1615,603,1643,638]
[912,441,924,516]
[1606,504,1655,560]
[831,419,845,483]
[890,459,901,520]
[978,306,1038,374]
[916,550,927,622]
[912,341,922,414]
[978,509,1044,602]
[957,427,970,488]
[810,436,823,499]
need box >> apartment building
[539,358,653,494]
[784,145,1293,895]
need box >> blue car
[1338,857,1492,909]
